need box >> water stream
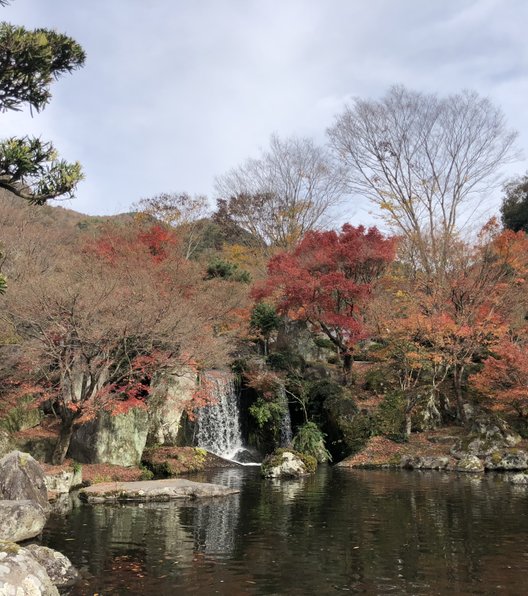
[195,371,245,461]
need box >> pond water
[42,467,528,595]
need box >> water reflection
[42,468,528,595]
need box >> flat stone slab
[79,478,239,503]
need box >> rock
[427,435,460,445]
[400,455,450,470]
[455,455,484,473]
[261,449,317,479]
[48,493,76,516]
[0,430,14,458]
[0,500,47,542]
[25,545,79,588]
[0,451,48,508]
[44,470,74,495]
[0,544,58,595]
[452,412,521,459]
[275,319,319,362]
[509,473,528,485]
[484,450,528,471]
[470,412,520,445]
[233,448,260,464]
[15,434,57,463]
[79,478,239,503]
[68,407,149,466]
[147,369,196,446]
[142,446,236,477]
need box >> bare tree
[327,86,519,276]
[215,134,346,250]
[1,217,246,463]
[133,192,210,259]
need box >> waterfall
[279,387,293,447]
[196,371,244,461]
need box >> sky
[1,0,527,223]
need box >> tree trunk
[341,352,353,385]
[405,410,412,438]
[51,416,75,465]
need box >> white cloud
[1,0,526,221]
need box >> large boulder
[0,500,47,542]
[455,455,485,473]
[68,407,149,466]
[452,412,521,459]
[25,545,79,589]
[147,369,196,446]
[484,450,528,471]
[261,449,317,479]
[0,544,58,595]
[0,451,48,508]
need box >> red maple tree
[253,224,397,381]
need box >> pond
[42,467,528,595]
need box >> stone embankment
[0,451,79,594]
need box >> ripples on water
[42,468,528,595]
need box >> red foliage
[85,223,180,266]
[253,224,396,357]
[471,335,528,416]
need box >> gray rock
[147,369,196,446]
[0,500,47,543]
[455,455,484,473]
[79,478,239,503]
[0,544,58,595]
[0,430,13,458]
[452,413,521,459]
[44,470,74,495]
[509,473,528,485]
[400,455,450,470]
[0,451,48,508]
[261,449,316,478]
[484,450,528,471]
[25,545,79,588]
[69,407,149,466]
[14,435,56,464]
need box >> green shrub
[375,391,407,442]
[266,350,305,372]
[206,258,251,283]
[308,379,343,403]
[249,397,286,429]
[140,465,154,480]
[292,421,332,462]
[313,337,336,351]
[363,367,391,394]
[0,395,41,433]
[341,411,378,454]
[250,302,280,335]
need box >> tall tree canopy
[0,9,85,203]
[327,86,518,277]
[215,134,345,251]
[501,173,528,233]
[253,224,396,380]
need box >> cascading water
[279,387,293,447]
[196,371,244,461]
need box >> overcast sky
[2,0,527,223]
